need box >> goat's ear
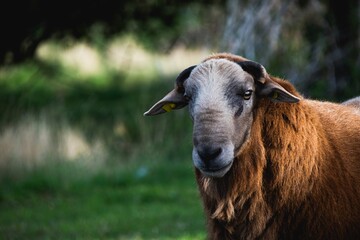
[143,89,188,116]
[237,61,267,83]
[144,65,196,116]
[257,80,300,103]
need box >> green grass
[0,161,206,239]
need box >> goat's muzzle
[192,142,234,178]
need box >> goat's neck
[260,100,320,208]
[196,100,321,238]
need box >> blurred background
[0,0,359,239]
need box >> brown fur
[196,54,360,239]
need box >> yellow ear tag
[162,103,176,112]
[272,92,279,99]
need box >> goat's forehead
[186,59,252,89]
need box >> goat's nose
[197,146,222,162]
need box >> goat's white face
[184,60,256,177]
[144,57,299,178]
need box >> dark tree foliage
[300,0,359,99]
[325,0,359,98]
[0,0,222,64]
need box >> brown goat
[144,53,360,239]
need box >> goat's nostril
[197,146,222,162]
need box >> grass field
[0,161,206,239]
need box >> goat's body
[197,85,360,239]
[145,53,360,239]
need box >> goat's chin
[199,161,233,178]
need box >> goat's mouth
[198,160,233,178]
[192,143,234,178]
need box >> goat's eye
[243,90,253,100]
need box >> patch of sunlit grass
[36,35,210,86]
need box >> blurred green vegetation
[0,55,194,155]
[0,38,203,239]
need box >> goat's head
[144,57,300,178]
